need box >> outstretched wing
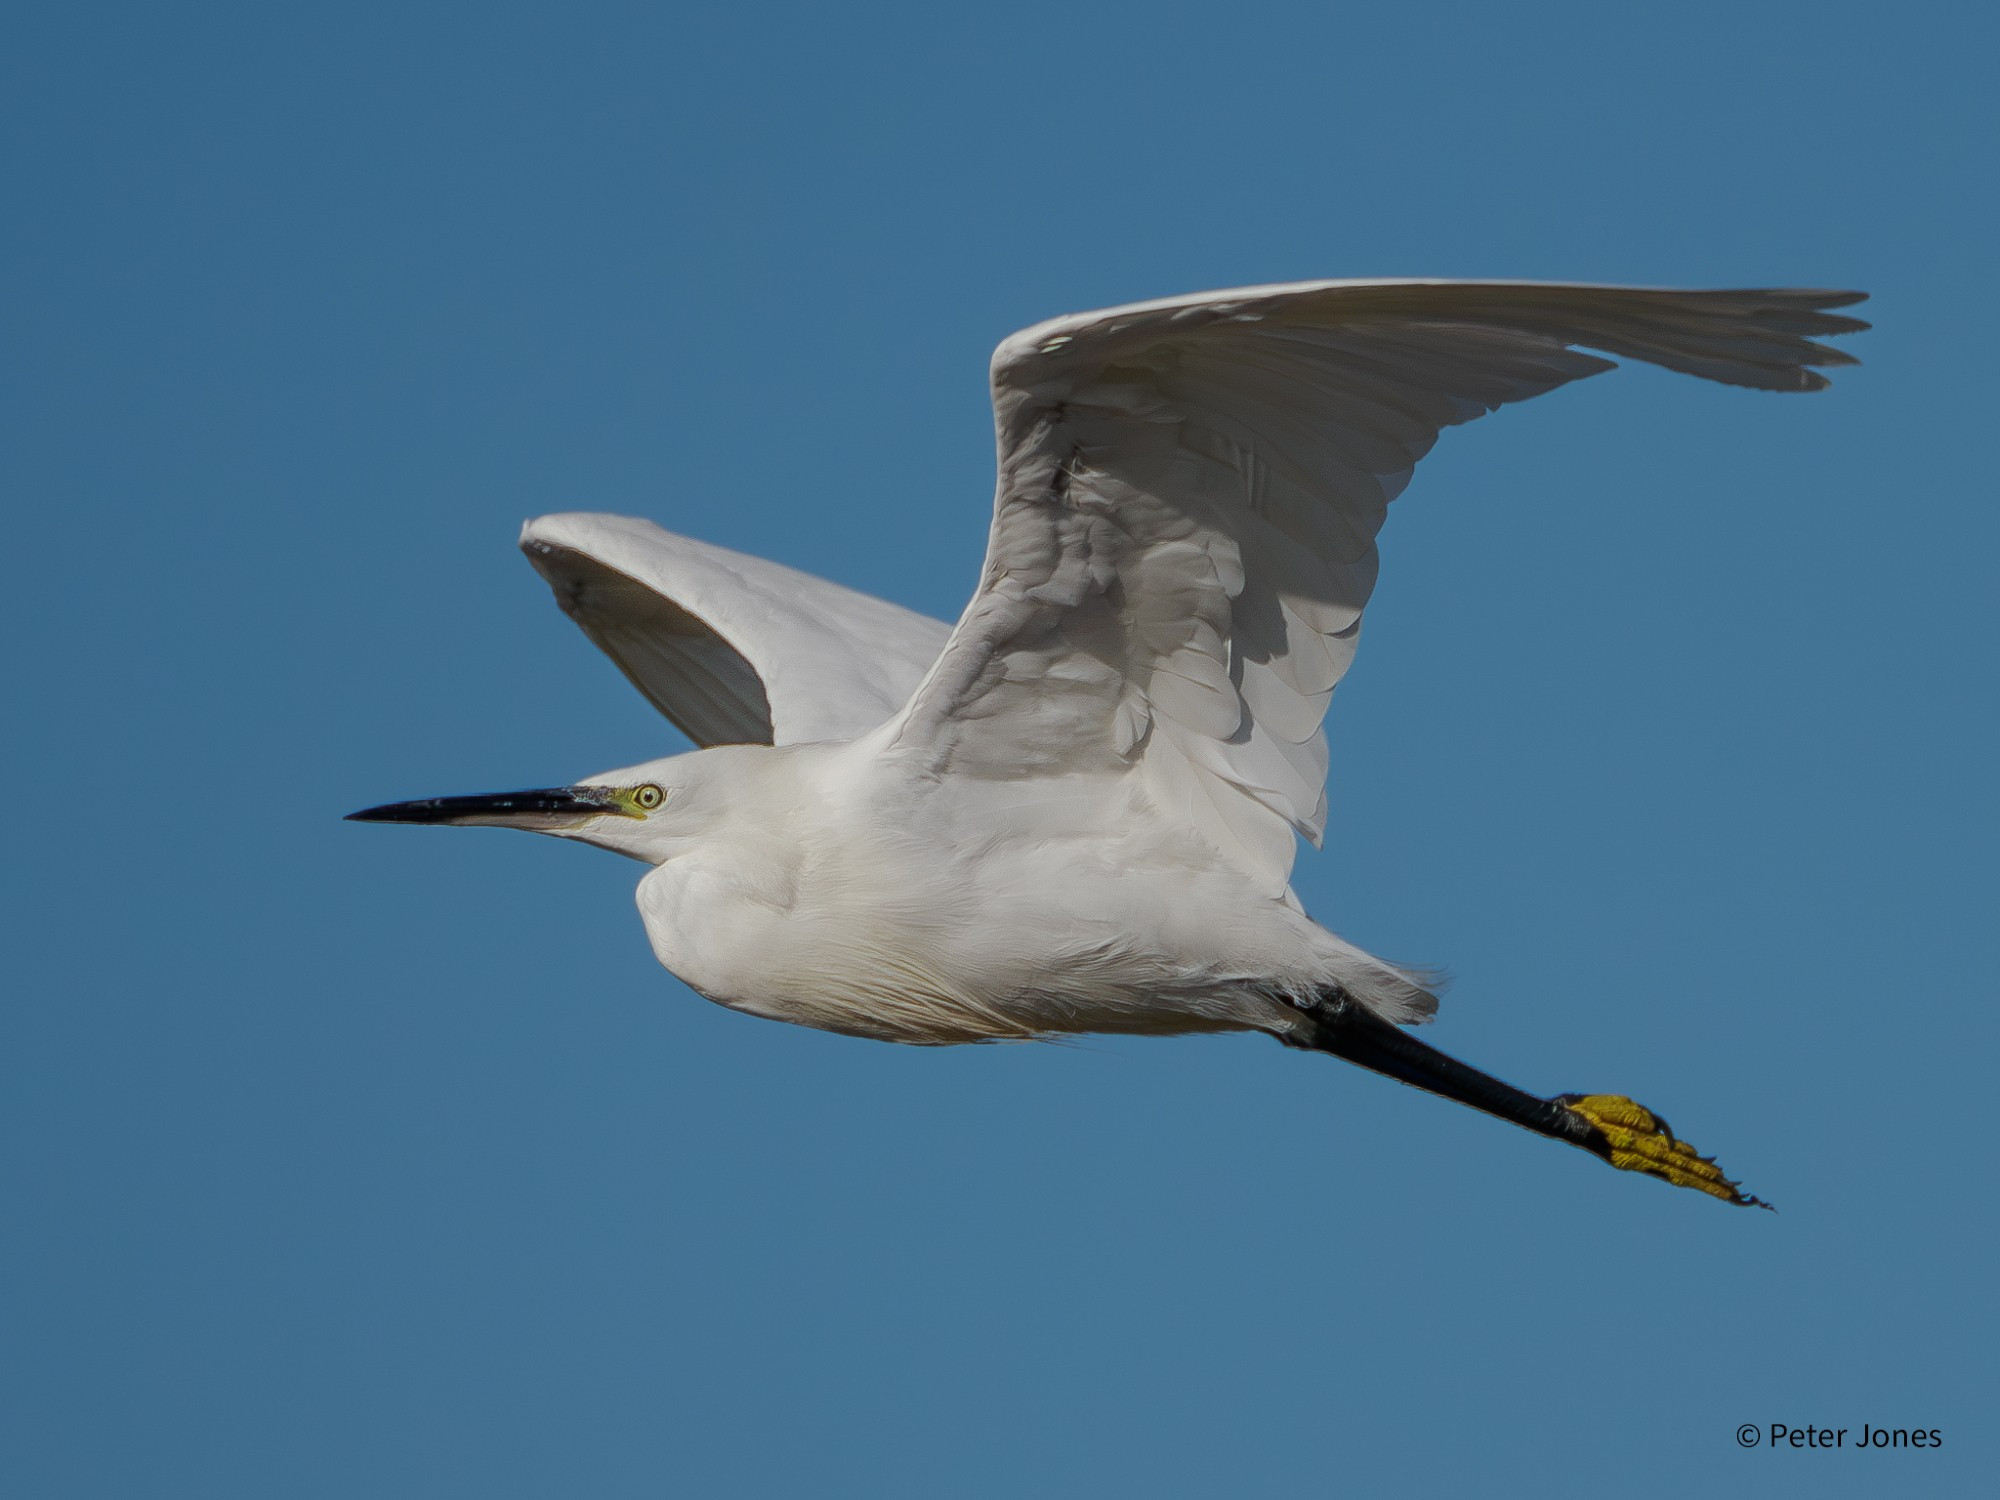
[522,512,953,747]
[888,280,1867,893]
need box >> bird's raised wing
[889,280,1867,893]
[522,512,953,746]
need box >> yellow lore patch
[1562,1094,1771,1210]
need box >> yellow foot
[1557,1094,1772,1210]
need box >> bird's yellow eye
[634,784,664,810]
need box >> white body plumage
[617,736,1427,1044]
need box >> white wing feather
[522,512,952,747]
[890,280,1867,893]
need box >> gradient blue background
[6,3,1994,1495]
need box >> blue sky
[5,2,1994,1495]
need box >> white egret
[352,279,1867,1207]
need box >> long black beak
[345,786,627,827]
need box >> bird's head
[345,751,721,863]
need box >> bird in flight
[352,278,1867,1208]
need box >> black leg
[1280,989,1770,1209]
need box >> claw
[1556,1093,1773,1210]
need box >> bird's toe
[1556,1093,1772,1210]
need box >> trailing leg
[1278,988,1769,1209]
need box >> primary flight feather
[352,278,1868,1207]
